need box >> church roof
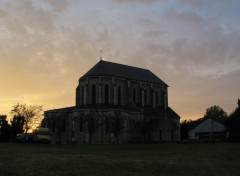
[81,60,167,86]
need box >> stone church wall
[76,76,168,109]
[45,109,180,144]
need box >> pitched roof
[44,106,76,113]
[81,60,167,86]
[167,107,181,119]
[188,116,228,131]
[143,106,181,119]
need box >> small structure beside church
[188,117,228,140]
[43,60,180,144]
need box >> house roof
[188,116,228,132]
[188,117,228,134]
[81,60,168,86]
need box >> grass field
[0,143,240,176]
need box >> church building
[43,60,180,144]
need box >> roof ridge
[99,60,151,72]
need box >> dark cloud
[143,30,163,39]
[162,9,204,26]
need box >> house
[188,117,228,140]
[43,60,181,144]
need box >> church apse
[44,60,180,144]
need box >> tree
[180,118,210,141]
[11,103,43,133]
[226,99,240,140]
[10,115,25,138]
[135,116,159,144]
[110,111,123,144]
[85,115,95,144]
[180,119,194,141]
[203,105,228,119]
[0,115,11,141]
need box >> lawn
[0,143,239,176]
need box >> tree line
[2,100,240,143]
[0,103,43,141]
[181,99,240,141]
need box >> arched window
[89,117,95,132]
[81,86,84,104]
[159,129,163,141]
[155,91,159,106]
[72,118,76,132]
[105,84,109,104]
[118,86,121,105]
[132,88,136,103]
[105,118,109,132]
[79,117,83,132]
[150,89,154,106]
[144,90,147,105]
[52,119,55,132]
[162,90,165,106]
[171,129,174,141]
[62,119,66,132]
[92,84,96,104]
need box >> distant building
[43,60,180,144]
[189,117,228,140]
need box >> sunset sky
[1,0,240,120]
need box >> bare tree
[11,103,43,133]
[110,111,123,144]
[135,116,159,144]
[83,115,96,144]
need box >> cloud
[0,0,97,115]
[169,27,240,77]
[142,30,163,39]
[0,0,239,120]
[179,0,205,8]
[0,8,7,18]
[112,0,158,3]
[162,9,204,26]
[179,0,240,8]
[137,7,240,78]
[43,0,71,13]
